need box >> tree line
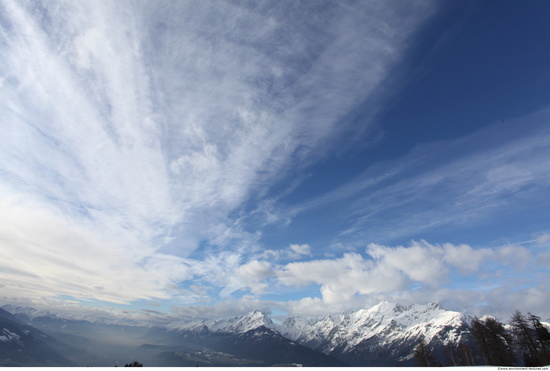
[414,310,550,367]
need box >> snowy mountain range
[165,301,472,366]
[6,300,544,366]
[280,301,470,366]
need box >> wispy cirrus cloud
[0,0,436,305]
[284,108,550,245]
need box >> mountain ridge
[163,301,472,366]
[276,301,471,366]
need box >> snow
[168,310,275,335]
[225,310,274,334]
[280,316,318,342]
[0,328,21,342]
[278,301,470,354]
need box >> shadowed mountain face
[0,308,74,366]
[150,325,348,367]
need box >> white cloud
[237,260,273,281]
[367,242,447,285]
[441,243,490,274]
[289,244,312,257]
[236,260,274,295]
[0,199,190,304]
[277,253,406,304]
[536,233,550,245]
[163,239,538,313]
[496,245,532,270]
[273,241,536,307]
[0,0,436,307]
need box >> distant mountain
[167,309,274,335]
[0,308,75,366]
[1,304,154,326]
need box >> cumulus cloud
[274,241,536,306]
[161,238,541,316]
[236,260,274,295]
[367,242,447,285]
[277,252,406,304]
[442,243,489,274]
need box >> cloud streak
[0,0,435,305]
[286,108,550,244]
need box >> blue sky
[1,0,549,322]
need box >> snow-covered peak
[168,310,274,335]
[225,310,274,334]
[166,319,213,334]
[367,300,395,314]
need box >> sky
[1,0,550,323]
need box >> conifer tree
[528,313,550,366]
[457,341,476,366]
[511,311,539,366]
[445,341,475,366]
[124,361,143,367]
[471,317,491,365]
[471,316,515,366]
[414,339,438,367]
